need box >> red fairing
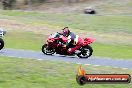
[47,38,55,42]
[83,37,95,46]
[61,36,67,43]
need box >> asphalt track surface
[0,48,132,69]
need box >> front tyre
[0,38,4,50]
[77,45,93,58]
[41,44,55,55]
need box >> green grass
[0,10,132,34]
[3,30,45,51]
[0,56,131,88]
[93,43,132,59]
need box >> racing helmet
[62,27,70,37]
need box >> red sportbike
[42,32,95,58]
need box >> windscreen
[49,32,60,38]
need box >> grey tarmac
[0,48,132,69]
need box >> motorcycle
[0,28,6,50]
[41,32,95,58]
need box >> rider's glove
[62,44,66,48]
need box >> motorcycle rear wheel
[77,45,93,58]
[41,44,55,55]
[0,38,4,50]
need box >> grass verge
[0,56,131,88]
[0,10,132,34]
[3,30,45,51]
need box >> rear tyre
[41,44,55,55]
[0,38,4,50]
[77,45,93,58]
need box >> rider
[61,27,83,55]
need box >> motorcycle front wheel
[77,45,93,58]
[0,38,4,50]
[41,44,55,55]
